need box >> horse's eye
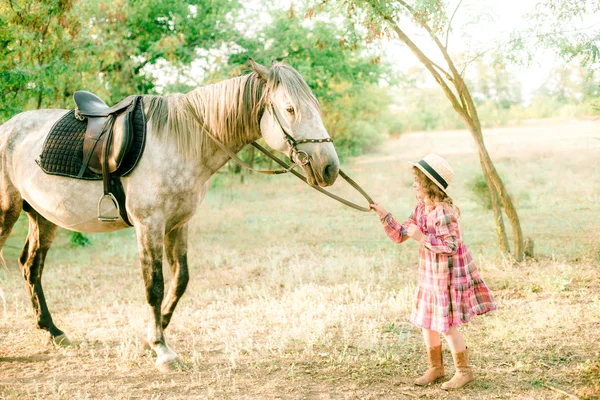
[286,106,295,114]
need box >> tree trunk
[467,123,525,260]
[480,160,510,253]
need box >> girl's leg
[442,326,466,353]
[441,326,473,390]
[414,329,445,386]
[422,328,441,348]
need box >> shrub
[70,232,91,247]
[468,174,492,210]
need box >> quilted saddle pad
[37,97,146,180]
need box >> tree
[80,0,243,102]
[220,8,395,160]
[0,0,84,119]
[523,0,600,71]
[0,0,244,122]
[502,0,600,117]
[313,0,525,259]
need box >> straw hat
[408,153,454,193]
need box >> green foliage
[389,60,600,133]
[389,87,463,133]
[468,174,492,210]
[0,0,242,122]
[85,0,242,100]
[0,0,84,119]
[70,232,91,247]
[525,0,600,69]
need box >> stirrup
[97,193,120,222]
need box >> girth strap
[96,119,132,226]
[108,176,132,226]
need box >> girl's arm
[370,202,416,244]
[423,207,459,255]
[381,213,414,243]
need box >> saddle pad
[37,97,147,180]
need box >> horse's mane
[144,62,320,160]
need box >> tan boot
[441,348,474,390]
[414,345,445,386]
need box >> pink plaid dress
[382,201,496,333]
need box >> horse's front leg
[135,222,184,372]
[161,224,189,330]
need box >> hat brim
[408,161,449,194]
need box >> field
[1,118,599,399]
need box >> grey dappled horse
[0,60,340,371]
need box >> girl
[370,153,496,390]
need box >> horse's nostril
[324,163,340,183]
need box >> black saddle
[74,91,134,117]
[74,91,138,176]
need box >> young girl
[370,153,496,390]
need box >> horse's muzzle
[321,162,339,187]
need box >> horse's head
[250,60,340,187]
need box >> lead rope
[251,142,373,212]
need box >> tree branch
[445,0,463,50]
[462,24,599,70]
[431,61,453,81]
[396,0,477,119]
[368,6,466,118]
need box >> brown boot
[441,348,474,390]
[414,345,445,386]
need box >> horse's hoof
[155,356,186,373]
[52,334,72,347]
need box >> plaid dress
[382,202,496,333]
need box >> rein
[190,102,374,212]
[251,142,374,212]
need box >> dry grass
[1,118,599,399]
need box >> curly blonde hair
[413,167,461,217]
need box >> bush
[388,87,463,133]
[70,232,91,247]
[468,174,492,210]
[321,83,390,161]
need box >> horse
[0,60,340,372]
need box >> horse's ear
[248,58,269,81]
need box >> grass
[0,117,599,399]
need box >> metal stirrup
[98,193,120,222]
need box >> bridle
[193,100,374,212]
[268,102,332,168]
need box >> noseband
[267,102,333,167]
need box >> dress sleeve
[381,209,417,244]
[423,206,459,255]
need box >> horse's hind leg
[0,187,23,263]
[161,224,189,330]
[19,207,67,346]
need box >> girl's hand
[369,202,388,218]
[407,224,425,243]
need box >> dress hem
[410,305,497,333]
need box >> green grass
[0,118,599,399]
